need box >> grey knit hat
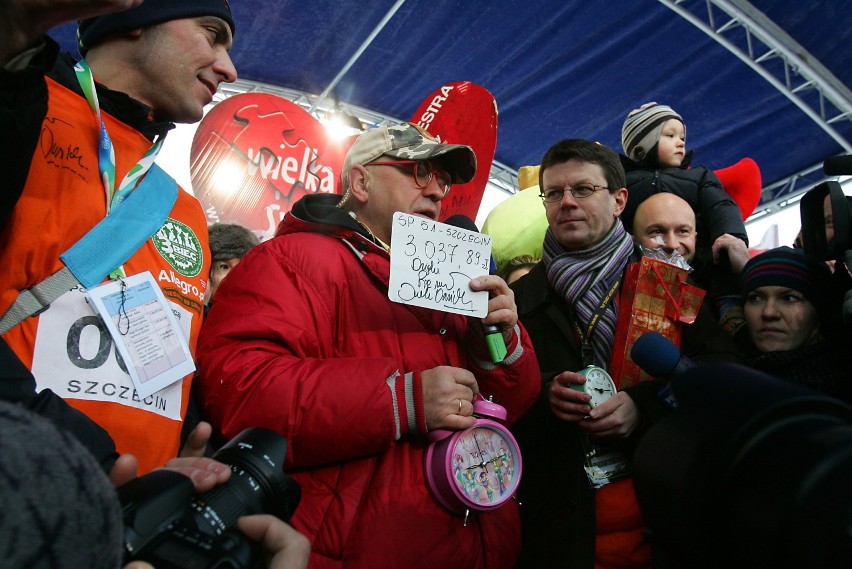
[0,401,123,569]
[208,223,260,262]
[622,102,684,162]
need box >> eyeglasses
[368,160,453,196]
[540,184,609,203]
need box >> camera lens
[189,427,301,536]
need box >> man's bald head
[632,192,697,262]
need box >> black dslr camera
[118,427,301,569]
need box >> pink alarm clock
[425,397,522,516]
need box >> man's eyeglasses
[540,184,609,203]
[369,160,453,196]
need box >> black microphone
[443,215,507,363]
[443,215,479,233]
[631,331,697,408]
[823,155,852,176]
[444,215,499,275]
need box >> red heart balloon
[190,93,350,239]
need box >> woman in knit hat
[207,223,260,307]
[738,246,851,402]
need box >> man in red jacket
[197,122,541,569]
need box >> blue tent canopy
[51,0,852,213]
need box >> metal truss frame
[659,0,852,221]
[213,1,852,220]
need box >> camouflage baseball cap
[341,122,477,194]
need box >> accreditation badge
[31,277,191,420]
[86,271,195,399]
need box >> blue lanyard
[74,60,167,277]
[73,60,165,214]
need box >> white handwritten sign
[388,212,491,317]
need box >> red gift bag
[610,257,706,389]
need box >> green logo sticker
[153,218,203,277]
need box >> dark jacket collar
[48,52,174,141]
[512,261,553,314]
[278,192,382,250]
[511,261,580,351]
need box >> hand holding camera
[119,427,302,569]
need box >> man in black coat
[510,139,740,569]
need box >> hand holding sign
[389,212,492,318]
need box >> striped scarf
[543,221,634,368]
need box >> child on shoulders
[619,102,748,249]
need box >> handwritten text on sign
[389,212,491,317]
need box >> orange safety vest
[0,77,210,474]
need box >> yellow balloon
[483,178,548,273]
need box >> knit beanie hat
[622,102,684,162]
[739,246,832,317]
[208,223,260,262]
[0,401,123,569]
[78,0,235,54]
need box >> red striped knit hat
[739,246,832,316]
